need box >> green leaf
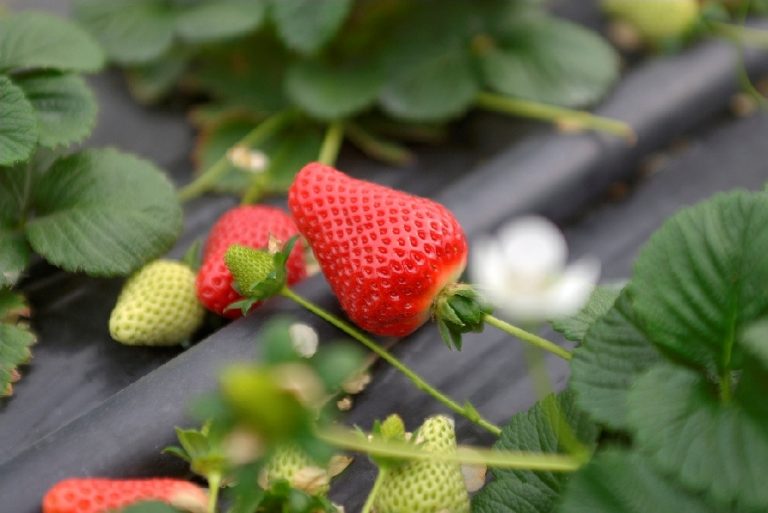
[0,165,29,226]
[379,48,479,122]
[569,290,660,430]
[0,318,36,398]
[264,125,323,191]
[0,11,104,72]
[176,0,266,43]
[627,362,768,510]
[118,502,183,513]
[551,284,623,343]
[0,75,38,166]
[0,230,31,287]
[630,191,768,374]
[125,51,190,105]
[0,289,29,322]
[14,72,97,148]
[558,450,733,513]
[478,16,619,107]
[193,114,260,194]
[26,148,182,276]
[313,343,364,391]
[73,0,175,64]
[286,58,384,120]
[472,391,598,513]
[270,0,352,55]
[194,36,289,112]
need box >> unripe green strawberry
[109,260,204,346]
[225,245,275,293]
[603,0,699,41]
[374,415,470,513]
[263,443,330,496]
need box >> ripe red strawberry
[42,478,207,513]
[288,163,469,337]
[196,205,306,318]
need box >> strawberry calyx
[224,235,299,315]
[163,422,229,482]
[432,283,492,350]
[370,414,409,470]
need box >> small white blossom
[289,322,319,358]
[471,216,599,323]
[227,145,269,173]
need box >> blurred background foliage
[72,0,623,200]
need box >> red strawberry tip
[432,283,493,350]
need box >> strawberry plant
[72,0,634,202]
[0,9,183,396]
[93,180,768,513]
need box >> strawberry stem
[206,471,221,513]
[318,120,345,166]
[361,468,387,513]
[709,21,768,50]
[475,91,636,143]
[178,111,297,202]
[280,287,502,436]
[484,314,572,361]
[318,425,585,471]
[345,121,415,166]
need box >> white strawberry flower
[471,216,600,323]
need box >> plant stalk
[360,469,387,513]
[711,21,768,50]
[280,287,502,436]
[318,426,583,471]
[484,314,572,361]
[345,121,415,166]
[206,471,221,513]
[318,120,345,166]
[476,92,636,142]
[177,111,296,201]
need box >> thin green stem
[711,21,768,50]
[177,111,296,202]
[484,314,572,361]
[345,121,414,166]
[523,345,589,460]
[720,371,732,403]
[206,471,221,513]
[318,426,582,471]
[280,287,502,436]
[361,469,387,513]
[240,172,269,205]
[476,92,636,143]
[318,120,345,166]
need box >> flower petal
[497,216,567,280]
[546,258,601,320]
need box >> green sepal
[433,284,492,350]
[163,421,229,479]
[369,414,409,471]
[181,238,203,271]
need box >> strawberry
[196,205,306,318]
[42,478,207,513]
[288,163,472,338]
[374,415,470,513]
[262,443,331,496]
[603,0,699,42]
[109,260,204,346]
